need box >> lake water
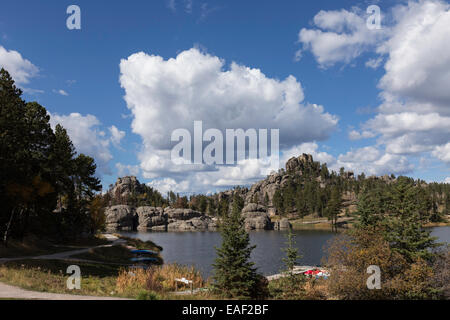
[120,226,450,277]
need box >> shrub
[116,264,206,297]
[325,226,439,300]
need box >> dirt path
[0,234,125,264]
[0,282,129,300]
[0,234,131,300]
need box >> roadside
[0,234,162,300]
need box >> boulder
[244,213,272,230]
[165,208,203,221]
[279,218,291,229]
[242,203,266,213]
[167,216,217,231]
[105,205,136,231]
[136,206,167,230]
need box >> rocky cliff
[105,205,218,232]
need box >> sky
[0,0,449,194]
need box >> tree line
[0,68,103,245]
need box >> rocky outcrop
[108,176,142,200]
[243,155,316,211]
[136,206,167,230]
[286,153,314,173]
[105,205,136,231]
[105,205,217,231]
[165,208,203,221]
[273,218,291,230]
[241,203,272,230]
[168,216,218,231]
[244,172,284,211]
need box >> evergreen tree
[356,185,389,227]
[212,198,261,299]
[276,227,305,299]
[325,186,342,231]
[282,228,301,274]
[383,177,438,262]
[273,189,284,215]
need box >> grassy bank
[0,259,212,300]
[0,259,120,297]
[288,215,449,231]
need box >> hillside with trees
[175,154,450,229]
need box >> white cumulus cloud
[0,45,39,84]
[109,125,126,147]
[119,47,338,191]
[297,8,387,67]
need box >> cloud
[22,88,45,95]
[296,8,387,67]
[304,1,450,172]
[378,0,450,107]
[348,129,376,140]
[167,0,176,12]
[109,125,126,147]
[147,178,191,195]
[119,47,338,185]
[336,146,414,176]
[115,163,140,177]
[0,45,39,84]
[53,89,69,96]
[49,113,114,175]
[444,177,450,184]
[365,57,383,69]
[185,0,193,14]
[432,143,450,163]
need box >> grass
[116,264,207,297]
[0,259,212,300]
[0,259,121,298]
[267,275,329,300]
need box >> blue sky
[1,0,449,193]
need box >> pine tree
[212,198,261,299]
[277,227,305,299]
[383,177,438,262]
[325,186,342,231]
[282,228,301,274]
[273,189,284,215]
[356,185,389,227]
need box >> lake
[120,226,450,277]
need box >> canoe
[130,257,158,262]
[130,249,158,255]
